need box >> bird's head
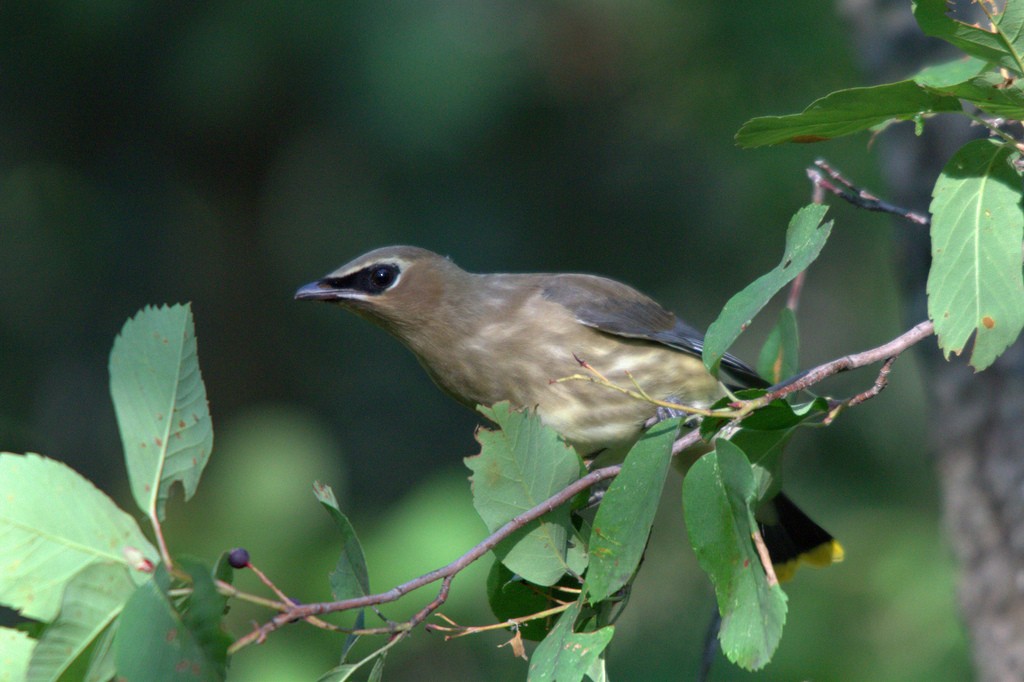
[295,246,467,335]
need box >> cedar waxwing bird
[295,245,842,579]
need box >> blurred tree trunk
[839,1,1024,680]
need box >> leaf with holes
[527,598,614,682]
[465,403,585,587]
[109,304,213,520]
[0,628,34,682]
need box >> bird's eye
[367,264,399,292]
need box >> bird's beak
[295,280,345,301]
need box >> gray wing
[541,274,768,390]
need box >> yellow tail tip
[774,540,844,582]
[802,539,845,567]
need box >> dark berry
[228,547,250,568]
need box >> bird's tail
[757,492,844,582]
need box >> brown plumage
[295,246,750,455]
[296,245,843,577]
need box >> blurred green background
[1,1,970,680]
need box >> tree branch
[760,319,934,403]
[230,464,622,653]
[233,317,937,654]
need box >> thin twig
[229,464,623,653]
[554,370,722,418]
[244,561,339,632]
[401,575,453,639]
[808,160,930,226]
[247,561,295,605]
[825,355,898,424]
[215,580,294,612]
[426,600,574,639]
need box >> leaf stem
[964,112,1021,146]
[148,509,173,571]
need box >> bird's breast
[409,295,724,457]
[528,330,723,455]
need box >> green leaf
[367,654,386,682]
[315,483,371,665]
[756,307,799,385]
[927,139,1024,370]
[317,663,360,682]
[585,419,677,603]
[317,647,390,682]
[735,80,962,147]
[729,428,791,504]
[83,622,118,682]
[565,524,590,577]
[729,398,823,501]
[211,552,234,588]
[739,396,829,432]
[923,71,1024,119]
[584,655,609,682]
[683,441,787,670]
[0,628,35,682]
[701,395,826,439]
[340,610,365,663]
[317,662,364,681]
[698,389,762,441]
[699,396,828,501]
[912,55,991,88]
[314,483,371,600]
[109,304,213,520]
[465,403,584,586]
[913,0,1024,75]
[703,205,832,374]
[113,566,226,682]
[487,561,565,642]
[0,453,157,622]
[176,558,232,674]
[26,563,136,682]
[527,598,614,682]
